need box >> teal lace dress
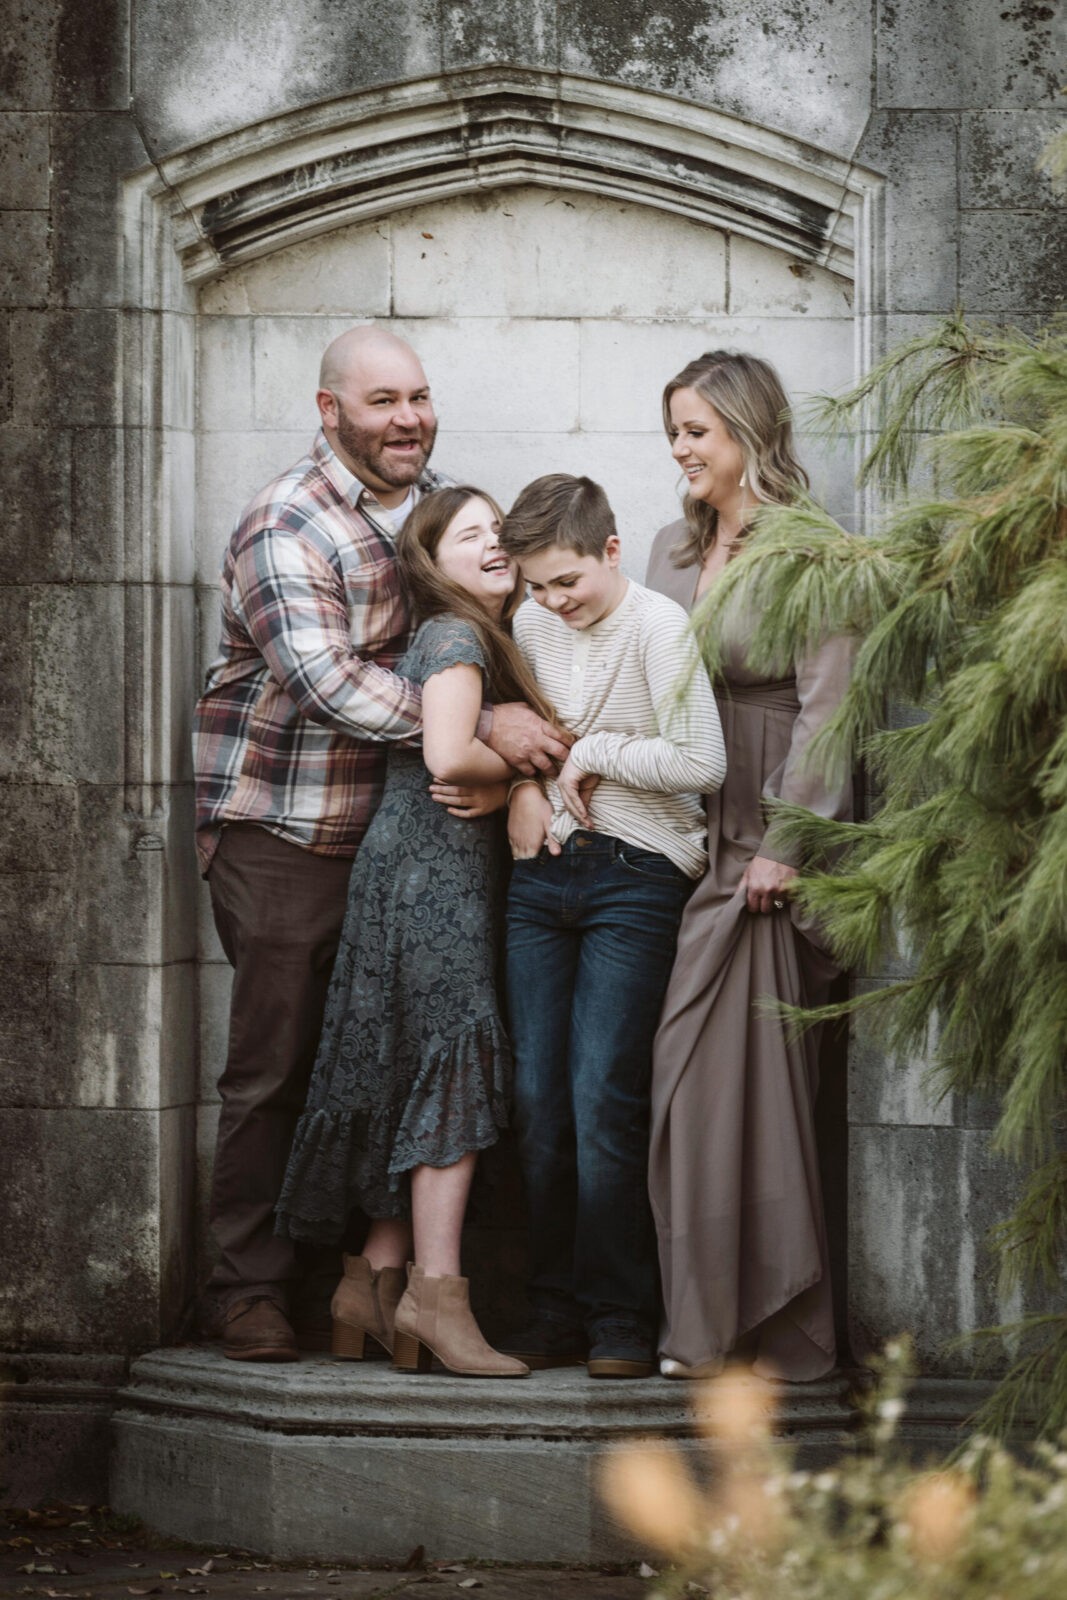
[275,615,512,1239]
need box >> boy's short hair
[500,474,617,560]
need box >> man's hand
[485,702,573,776]
[508,783,561,859]
[556,755,600,827]
[740,855,799,916]
[429,780,509,819]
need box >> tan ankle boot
[330,1254,407,1359]
[392,1266,530,1378]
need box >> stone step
[110,1348,858,1564]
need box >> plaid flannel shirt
[193,430,449,873]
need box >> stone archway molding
[148,66,883,299]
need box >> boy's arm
[568,618,727,795]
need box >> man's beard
[335,401,437,490]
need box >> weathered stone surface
[559,0,872,155]
[960,211,1067,315]
[14,585,126,782]
[960,109,1066,210]
[52,114,150,307]
[0,2,56,110]
[131,0,440,155]
[0,961,77,1105]
[0,1108,164,1350]
[75,784,198,965]
[392,188,728,320]
[251,315,352,430]
[11,308,122,426]
[0,782,77,874]
[729,237,854,319]
[54,0,130,110]
[858,113,959,313]
[0,209,49,306]
[0,426,73,579]
[441,0,557,71]
[195,429,309,580]
[878,0,1066,110]
[199,225,391,318]
[0,865,76,965]
[197,315,254,430]
[848,1124,1038,1374]
[0,112,50,209]
[75,960,197,1109]
[159,1101,197,1326]
[578,315,856,433]
[112,1352,855,1561]
[848,981,1000,1134]
[0,1353,127,1507]
[71,425,131,581]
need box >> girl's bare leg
[411,1153,477,1276]
[362,1216,412,1270]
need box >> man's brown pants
[206,823,354,1314]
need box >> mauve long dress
[646,520,853,1381]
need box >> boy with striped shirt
[498,475,726,1378]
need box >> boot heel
[331,1320,367,1360]
[393,1331,432,1373]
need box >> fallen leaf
[159,1572,179,1580]
[253,1561,273,1569]
[402,1545,426,1571]
[421,231,434,239]
[639,1563,659,1579]
[16,1564,36,1574]
[127,1588,163,1596]
[127,1562,146,1569]
[457,1581,482,1591]
[185,1562,214,1576]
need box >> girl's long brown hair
[663,350,809,567]
[397,486,555,720]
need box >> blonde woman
[276,486,554,1379]
[646,352,854,1382]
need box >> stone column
[0,0,199,1502]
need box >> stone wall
[1,0,1065,1500]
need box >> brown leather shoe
[221,1296,299,1362]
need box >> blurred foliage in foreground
[685,309,1067,1436]
[600,1341,1067,1600]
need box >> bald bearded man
[194,327,569,1360]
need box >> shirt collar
[312,429,448,534]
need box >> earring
[739,470,747,489]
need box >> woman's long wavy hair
[662,350,810,567]
[397,485,554,720]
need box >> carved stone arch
[150,67,883,297]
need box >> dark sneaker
[587,1317,655,1379]
[221,1295,299,1362]
[498,1315,588,1370]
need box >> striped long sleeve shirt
[513,580,727,877]
[193,430,448,873]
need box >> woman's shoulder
[645,518,696,609]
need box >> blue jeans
[505,831,692,1341]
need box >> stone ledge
[110,1348,857,1562]
[0,1352,128,1505]
[115,1346,859,1439]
